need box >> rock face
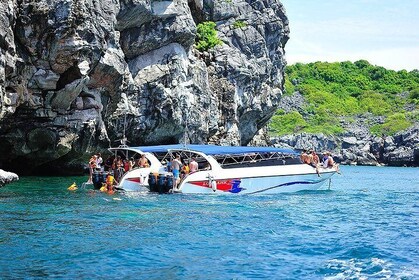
[0,169,18,187]
[272,127,419,167]
[0,0,289,174]
[271,93,419,166]
[382,125,419,166]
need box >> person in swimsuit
[300,150,310,164]
[189,157,199,173]
[138,154,148,168]
[309,150,321,177]
[171,154,183,190]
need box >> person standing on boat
[139,154,148,168]
[104,155,114,172]
[171,154,183,190]
[96,153,103,171]
[87,154,97,184]
[113,156,124,182]
[181,160,190,179]
[129,157,135,170]
[123,159,130,172]
[189,157,199,173]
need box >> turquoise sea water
[0,166,418,279]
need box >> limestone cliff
[0,0,289,174]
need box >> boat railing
[214,152,300,168]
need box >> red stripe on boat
[190,179,240,192]
[127,178,142,183]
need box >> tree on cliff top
[269,61,419,136]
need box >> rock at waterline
[0,169,19,187]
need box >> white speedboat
[108,144,338,194]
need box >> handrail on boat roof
[111,144,298,156]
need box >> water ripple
[0,166,418,279]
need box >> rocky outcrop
[0,0,289,174]
[272,126,419,167]
[382,125,419,166]
[0,169,18,187]
[271,92,419,166]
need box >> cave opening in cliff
[56,64,82,91]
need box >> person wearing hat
[105,171,117,194]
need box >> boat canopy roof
[125,144,298,156]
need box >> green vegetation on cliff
[270,60,419,136]
[232,20,247,29]
[195,21,223,51]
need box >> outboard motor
[148,173,173,194]
[148,173,158,192]
[92,171,106,189]
[165,174,174,192]
[157,174,166,194]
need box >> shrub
[370,113,412,136]
[269,111,307,136]
[283,78,295,95]
[409,88,419,102]
[195,21,222,51]
[407,110,419,121]
[358,91,392,115]
[303,107,344,135]
[233,20,247,29]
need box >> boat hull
[117,167,152,192]
[118,164,337,194]
[177,164,337,194]
[179,172,334,194]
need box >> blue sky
[281,0,419,71]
